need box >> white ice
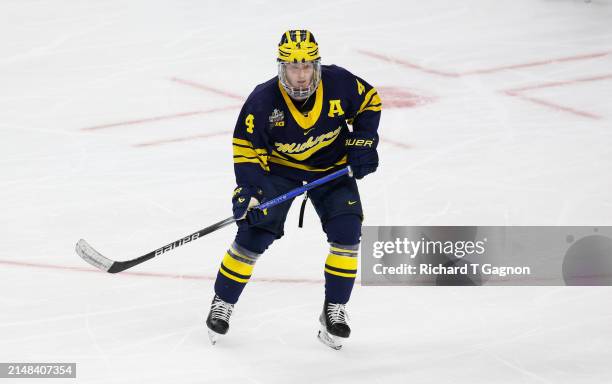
[1,0,612,383]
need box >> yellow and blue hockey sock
[324,242,359,304]
[214,241,261,304]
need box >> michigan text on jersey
[273,126,342,161]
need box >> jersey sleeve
[232,99,270,187]
[344,70,382,137]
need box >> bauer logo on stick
[155,233,201,256]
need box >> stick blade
[76,239,114,272]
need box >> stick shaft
[258,167,351,210]
[107,216,236,273]
[78,166,352,273]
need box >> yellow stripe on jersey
[233,145,269,162]
[357,88,382,115]
[361,105,382,113]
[233,138,252,147]
[232,138,270,171]
[232,138,268,154]
[278,80,324,129]
[358,88,377,111]
[268,153,347,172]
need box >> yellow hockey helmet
[277,29,320,63]
[277,30,322,100]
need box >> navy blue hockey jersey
[232,65,381,186]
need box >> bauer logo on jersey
[268,108,285,127]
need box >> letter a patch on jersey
[328,100,344,117]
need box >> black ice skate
[206,295,234,345]
[317,300,351,350]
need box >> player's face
[284,62,314,89]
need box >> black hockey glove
[345,131,378,179]
[232,185,266,225]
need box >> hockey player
[206,30,381,349]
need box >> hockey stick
[76,166,352,274]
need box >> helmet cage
[278,59,321,100]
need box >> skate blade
[317,324,344,350]
[207,329,222,346]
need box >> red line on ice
[377,86,437,109]
[460,51,612,75]
[133,130,232,148]
[80,106,240,131]
[383,137,412,149]
[358,50,457,77]
[170,77,246,101]
[359,49,612,77]
[0,259,326,284]
[504,74,612,93]
[505,93,601,119]
[502,74,612,119]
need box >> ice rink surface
[1,0,612,382]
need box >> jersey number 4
[245,114,255,134]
